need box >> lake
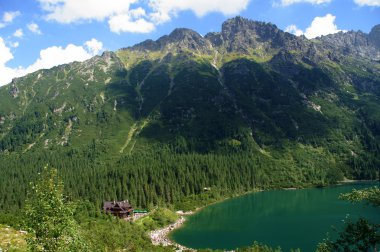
[170,182,380,251]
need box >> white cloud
[304,14,342,38]
[285,24,304,36]
[25,44,92,73]
[279,0,331,6]
[85,38,104,55]
[0,38,104,86]
[108,8,155,33]
[37,0,250,33]
[285,14,343,39]
[0,38,14,66]
[10,41,19,48]
[149,0,251,23]
[27,23,42,34]
[0,37,24,86]
[3,11,21,23]
[354,0,380,6]
[37,0,155,33]
[109,16,155,33]
[37,0,137,23]
[13,29,23,38]
[129,7,147,19]
[0,11,21,28]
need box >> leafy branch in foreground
[317,186,380,252]
[24,166,87,251]
[236,241,282,252]
[339,186,380,207]
[317,218,380,252]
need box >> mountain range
[0,16,379,210]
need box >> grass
[0,225,27,252]
[135,208,178,231]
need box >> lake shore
[151,188,264,251]
[339,178,378,184]
[150,180,378,251]
[150,186,321,250]
[149,211,195,251]
[148,190,256,251]
[166,182,380,251]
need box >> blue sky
[0,0,379,86]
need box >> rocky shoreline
[149,211,194,251]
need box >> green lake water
[171,182,380,251]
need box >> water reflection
[171,183,380,251]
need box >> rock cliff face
[207,16,308,53]
[132,17,311,55]
[317,29,380,60]
[131,28,213,54]
[369,24,380,49]
[130,16,380,64]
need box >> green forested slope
[0,17,380,212]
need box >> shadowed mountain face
[370,24,380,48]
[0,17,380,209]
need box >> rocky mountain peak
[317,28,380,60]
[167,28,203,42]
[205,16,305,53]
[127,16,379,61]
[369,24,380,48]
[221,16,278,36]
[129,28,212,53]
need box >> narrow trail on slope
[119,118,150,154]
[22,74,40,115]
[119,58,177,155]
[119,122,138,154]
